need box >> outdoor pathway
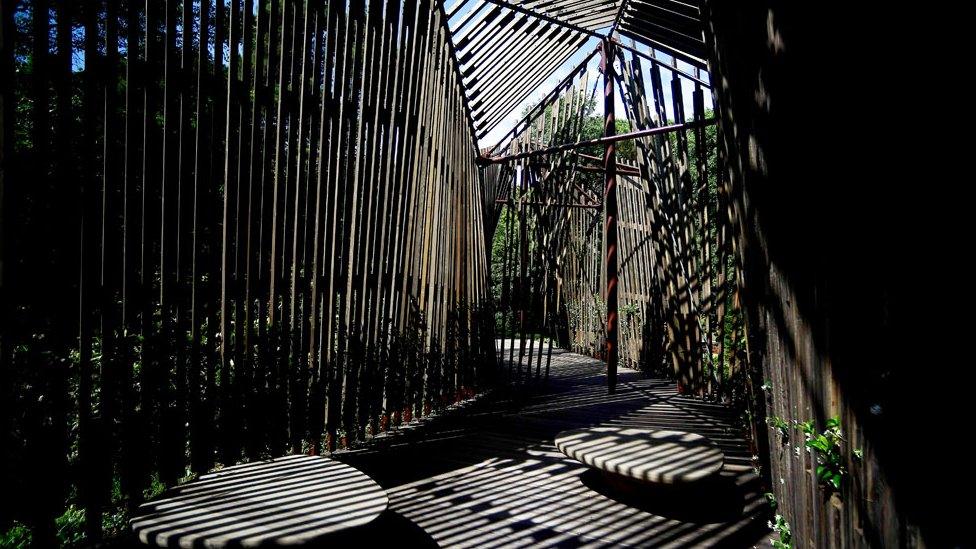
[332,348,771,548]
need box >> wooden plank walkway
[330,348,770,548]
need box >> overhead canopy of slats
[617,0,707,66]
[442,0,706,142]
[446,0,619,140]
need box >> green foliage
[490,204,547,337]
[770,514,792,549]
[799,417,846,492]
[578,116,637,161]
[101,507,130,540]
[766,415,790,443]
[620,302,641,318]
[144,473,168,501]
[0,490,145,547]
[516,98,636,162]
[1,505,94,548]
[618,302,642,340]
[55,505,86,547]
[0,522,31,549]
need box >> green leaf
[806,437,828,453]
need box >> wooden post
[602,39,618,394]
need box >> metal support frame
[576,152,641,176]
[494,198,600,208]
[578,165,640,177]
[602,38,618,394]
[478,117,716,164]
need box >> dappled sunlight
[130,455,387,547]
[337,350,768,548]
[0,0,936,545]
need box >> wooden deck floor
[330,348,771,548]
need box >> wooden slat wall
[0,0,493,540]
[481,52,740,404]
[542,47,744,406]
[606,49,723,397]
[485,67,597,383]
[699,3,961,547]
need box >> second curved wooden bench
[555,426,724,484]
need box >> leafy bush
[55,505,86,547]
[0,522,31,548]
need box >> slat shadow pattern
[0,0,495,540]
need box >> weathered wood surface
[335,348,769,547]
[701,3,963,546]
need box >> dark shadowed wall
[702,2,967,547]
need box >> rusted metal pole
[602,39,618,394]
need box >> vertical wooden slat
[138,0,160,491]
[43,0,73,542]
[169,0,196,483]
[157,0,178,484]
[235,0,256,458]
[249,0,272,457]
[218,0,243,463]
[119,2,143,499]
[0,0,12,526]
[306,0,332,452]
[286,0,312,451]
[190,0,215,473]
[79,0,104,537]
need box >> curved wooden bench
[555,427,724,484]
[130,454,388,547]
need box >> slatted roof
[443,0,707,142]
[617,0,707,66]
